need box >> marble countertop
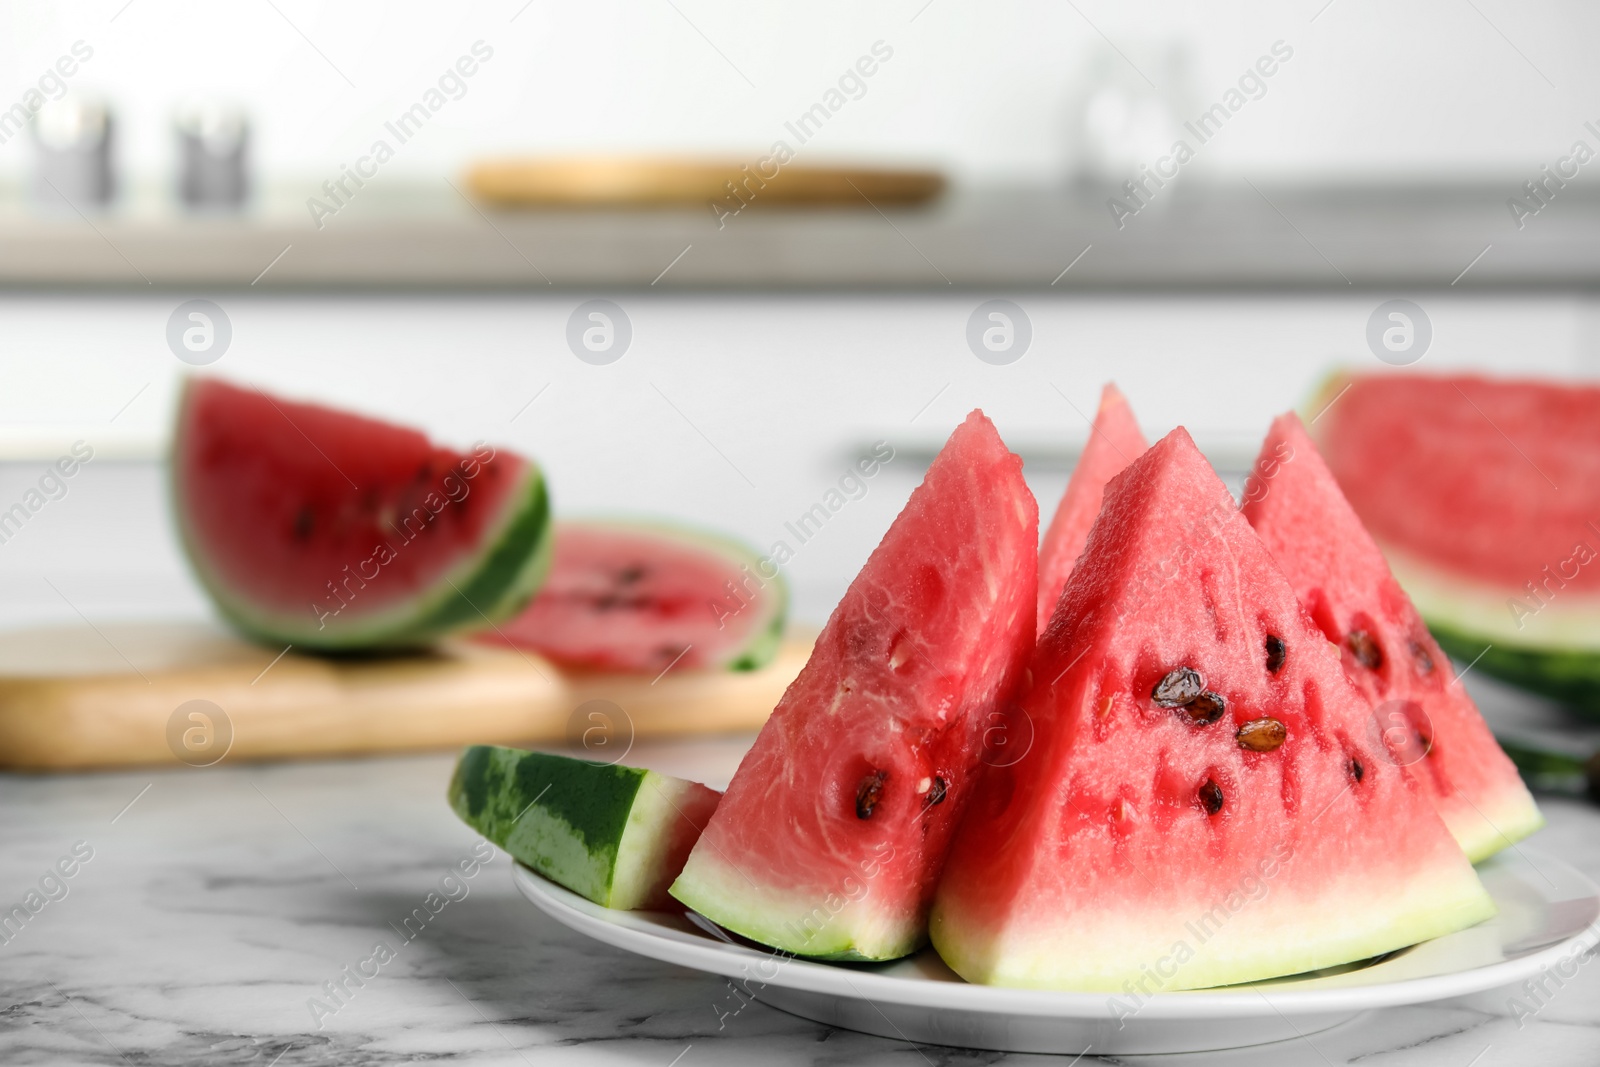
[3,685,1600,1066]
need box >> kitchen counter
[3,684,1599,1066]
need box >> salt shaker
[175,98,249,209]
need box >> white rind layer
[671,851,919,961]
[1384,544,1600,652]
[932,859,1496,992]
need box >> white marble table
[3,689,1600,1066]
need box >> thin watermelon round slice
[173,378,551,651]
[1038,382,1146,633]
[1312,371,1600,713]
[449,745,720,910]
[1243,413,1542,862]
[483,519,787,673]
[670,410,1038,961]
[932,428,1493,991]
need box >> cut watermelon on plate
[1312,371,1600,714]
[173,378,551,651]
[449,745,720,910]
[670,410,1038,961]
[1242,413,1542,862]
[931,428,1494,991]
[1038,383,1147,634]
[483,519,786,673]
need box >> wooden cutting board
[464,156,946,208]
[0,623,809,772]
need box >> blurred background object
[463,157,945,209]
[173,97,249,209]
[30,92,114,208]
[1064,37,1195,193]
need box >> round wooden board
[464,157,946,208]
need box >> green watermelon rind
[401,473,553,638]
[561,516,790,672]
[1430,620,1600,719]
[173,408,553,652]
[728,607,787,672]
[448,744,707,909]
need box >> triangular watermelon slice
[931,428,1493,991]
[1037,383,1146,633]
[670,410,1038,960]
[1241,413,1543,862]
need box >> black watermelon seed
[1182,691,1227,725]
[617,565,647,585]
[1350,758,1365,782]
[923,775,948,809]
[1410,640,1435,675]
[1153,668,1204,708]
[292,507,313,542]
[856,771,888,819]
[1347,631,1384,671]
[1198,779,1225,815]
[1265,634,1287,673]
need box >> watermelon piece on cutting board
[670,410,1038,960]
[1312,371,1600,714]
[1242,413,1542,862]
[449,745,720,910]
[172,379,551,651]
[484,519,786,673]
[1037,383,1147,633]
[931,428,1494,991]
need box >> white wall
[0,292,1593,628]
[1,0,1597,190]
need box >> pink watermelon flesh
[483,520,785,673]
[1313,371,1600,712]
[1315,372,1600,596]
[1038,382,1147,633]
[931,428,1493,991]
[669,410,1038,960]
[1242,413,1541,862]
[174,379,550,649]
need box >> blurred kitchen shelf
[0,179,1590,291]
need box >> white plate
[513,847,1600,1055]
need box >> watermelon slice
[670,410,1038,961]
[173,379,551,650]
[449,745,719,910]
[1038,383,1147,632]
[931,428,1494,991]
[1242,413,1543,862]
[484,519,786,673]
[1312,371,1600,713]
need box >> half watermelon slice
[484,519,786,673]
[173,378,551,651]
[932,428,1494,991]
[670,410,1038,961]
[1038,383,1146,633]
[1242,413,1542,862]
[1312,371,1600,713]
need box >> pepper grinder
[32,93,115,208]
[175,98,249,209]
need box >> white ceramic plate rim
[513,846,1600,1020]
